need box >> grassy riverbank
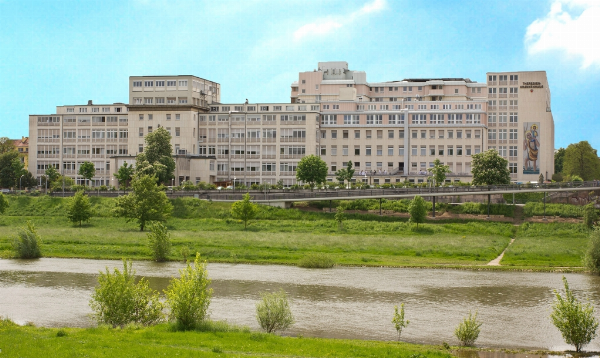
[0,320,452,358]
[0,196,590,270]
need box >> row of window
[66,107,123,113]
[133,97,188,105]
[210,105,319,112]
[139,113,180,120]
[488,88,519,94]
[321,113,482,125]
[319,144,482,157]
[488,74,519,82]
[323,103,484,111]
[319,129,481,140]
[488,129,519,140]
[133,80,188,88]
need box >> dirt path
[487,238,515,266]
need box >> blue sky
[1,0,599,149]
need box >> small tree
[78,161,96,187]
[136,127,176,184]
[455,311,482,346]
[471,149,510,185]
[392,304,409,341]
[344,161,355,185]
[165,253,212,330]
[584,228,600,273]
[551,276,599,352]
[89,260,164,328]
[428,159,451,186]
[113,174,173,231]
[408,195,427,229]
[296,155,328,190]
[147,221,171,262]
[334,206,346,230]
[114,162,135,189]
[334,167,347,186]
[66,191,93,227]
[12,221,42,258]
[583,204,597,229]
[45,166,60,183]
[231,193,258,229]
[256,289,294,334]
[0,193,8,215]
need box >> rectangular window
[398,146,404,156]
[342,146,348,156]
[343,130,349,139]
[354,130,360,139]
[388,146,393,156]
[366,146,371,156]
[331,130,337,139]
[175,127,180,137]
[354,146,360,156]
[175,114,180,121]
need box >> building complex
[28,61,555,187]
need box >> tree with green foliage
[584,204,598,229]
[551,276,598,352]
[45,166,60,183]
[90,260,164,328]
[392,304,409,341]
[50,175,75,192]
[583,228,600,274]
[66,191,93,227]
[334,161,355,188]
[0,151,25,189]
[296,155,328,190]
[563,141,600,181]
[12,221,42,259]
[0,137,15,154]
[408,195,427,229]
[455,311,482,346]
[0,193,8,215]
[147,221,171,262]
[136,127,175,184]
[555,147,566,174]
[334,206,346,230]
[231,193,258,229]
[20,171,37,190]
[78,161,96,187]
[428,159,451,186]
[113,174,173,231]
[165,253,212,330]
[471,149,510,185]
[114,162,135,189]
[256,289,294,334]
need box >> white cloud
[525,0,600,69]
[293,0,386,41]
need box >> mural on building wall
[523,122,540,175]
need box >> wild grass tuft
[298,253,335,268]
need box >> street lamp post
[19,175,24,192]
[233,177,236,192]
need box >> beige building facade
[28,62,554,187]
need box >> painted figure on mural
[523,123,540,174]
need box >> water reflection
[1,258,600,351]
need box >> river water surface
[1,258,600,351]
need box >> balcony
[280,154,304,159]
[499,80,507,86]
[262,138,276,143]
[488,94,497,98]
[279,137,306,143]
[262,155,276,159]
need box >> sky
[0,0,599,149]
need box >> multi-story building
[12,136,29,167]
[28,62,554,187]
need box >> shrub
[523,203,584,218]
[165,253,212,330]
[0,193,8,215]
[392,303,409,340]
[408,196,427,229]
[454,311,482,346]
[89,260,164,328]
[334,206,346,230]
[66,190,93,227]
[12,221,42,259]
[584,228,600,274]
[256,289,294,334]
[551,276,598,352]
[147,222,171,262]
[298,253,335,268]
[231,193,258,229]
[584,204,597,228]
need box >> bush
[147,222,171,262]
[298,253,335,268]
[66,190,93,226]
[89,260,164,328]
[392,303,409,340]
[334,206,346,230]
[165,253,212,330]
[584,228,600,274]
[256,289,294,334]
[0,193,8,215]
[551,276,598,352]
[454,311,482,346]
[584,204,597,228]
[524,203,584,218]
[12,221,42,258]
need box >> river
[1,258,599,351]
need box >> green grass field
[0,196,591,269]
[0,320,453,358]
